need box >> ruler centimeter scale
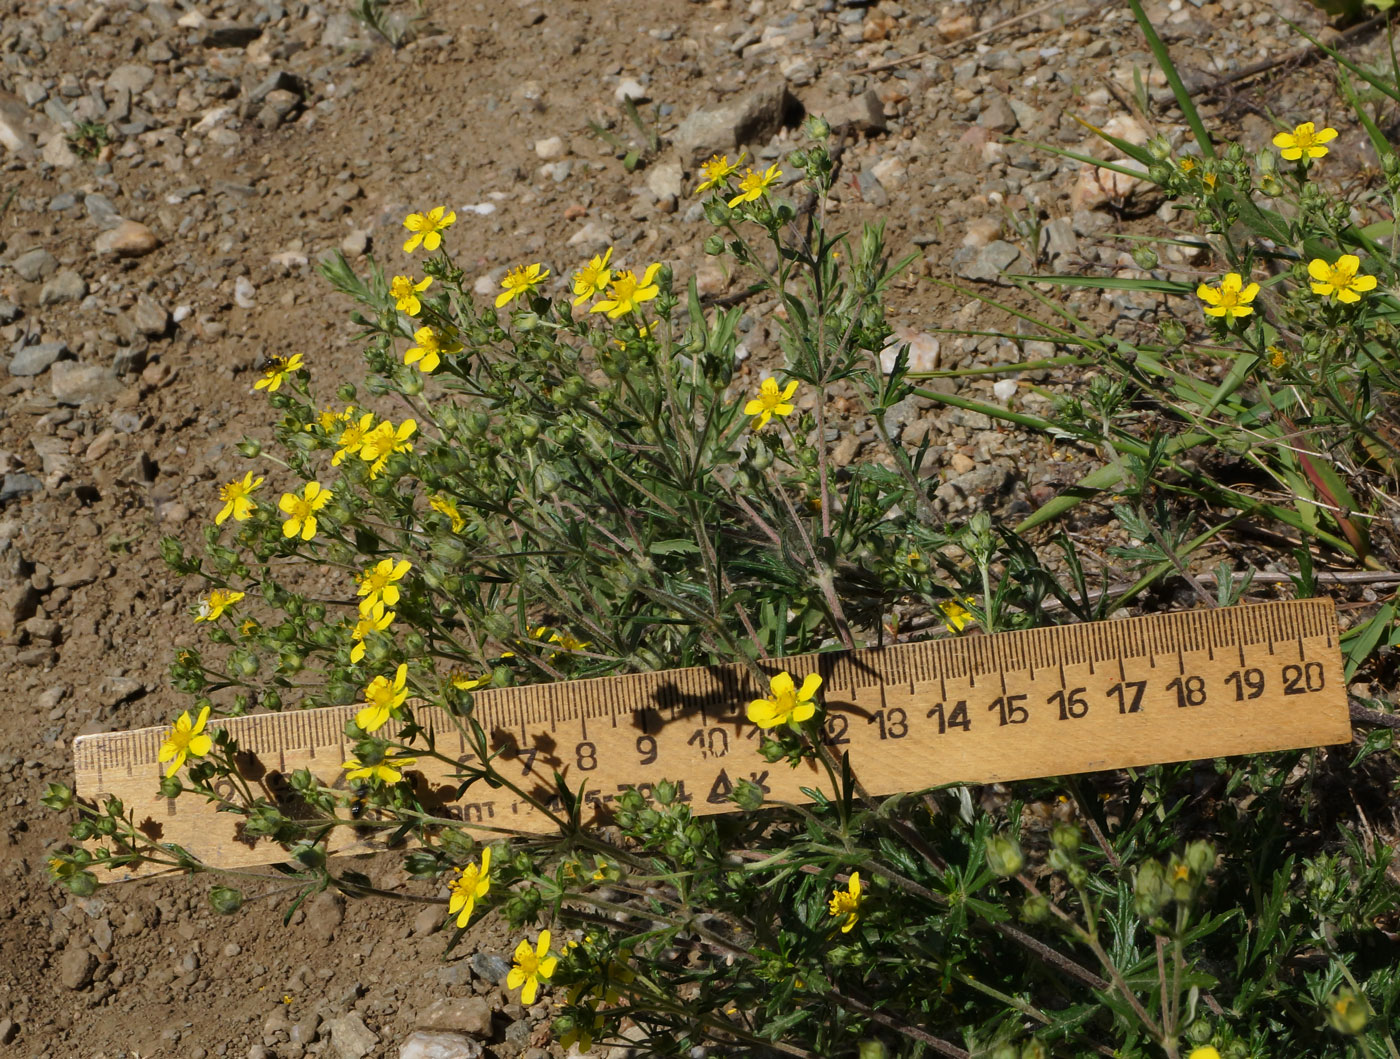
[74,599,1351,880]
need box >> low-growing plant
[50,9,1400,1058]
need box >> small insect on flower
[747,670,822,729]
[1308,254,1377,304]
[215,471,264,525]
[496,263,551,308]
[158,705,214,778]
[590,264,661,319]
[695,151,744,193]
[828,872,865,934]
[727,163,783,207]
[390,274,433,316]
[743,377,799,430]
[1196,272,1259,322]
[447,846,492,928]
[572,247,613,306]
[402,206,456,253]
[253,353,304,393]
[194,588,245,624]
[1272,121,1337,162]
[278,481,332,541]
[404,325,463,374]
[507,930,558,1005]
[356,662,410,733]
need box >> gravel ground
[0,0,1373,1054]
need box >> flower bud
[1131,246,1159,271]
[210,886,245,914]
[65,870,98,897]
[1185,840,1215,877]
[1134,859,1172,917]
[1051,822,1081,853]
[990,1044,1018,1059]
[1146,135,1172,161]
[805,115,832,141]
[1021,1041,1048,1059]
[236,437,263,458]
[1159,318,1186,348]
[42,783,74,811]
[1021,894,1050,924]
[985,834,1025,877]
[159,775,183,799]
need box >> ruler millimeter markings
[73,599,1350,879]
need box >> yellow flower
[390,274,433,315]
[431,495,465,532]
[402,206,455,253]
[507,930,558,1005]
[357,558,412,614]
[451,670,486,691]
[1201,171,1217,192]
[939,597,975,633]
[311,405,355,434]
[695,151,744,193]
[253,353,304,393]
[359,419,417,478]
[195,588,245,623]
[496,263,550,308]
[349,601,394,663]
[572,247,613,306]
[727,164,782,207]
[743,377,799,429]
[1187,1049,1221,1059]
[1196,272,1259,321]
[1272,121,1337,161]
[1177,157,1196,173]
[560,1013,605,1054]
[549,630,590,653]
[747,670,822,729]
[828,872,865,933]
[278,481,332,541]
[590,264,661,319]
[240,617,260,637]
[342,748,417,784]
[447,847,492,928]
[157,705,214,778]
[405,325,462,374]
[333,412,376,466]
[1267,344,1287,369]
[356,662,409,732]
[1308,254,1377,303]
[215,471,263,525]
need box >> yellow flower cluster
[693,151,784,208]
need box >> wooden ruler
[74,599,1351,880]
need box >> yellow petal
[1307,259,1332,282]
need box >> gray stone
[85,193,123,230]
[107,63,155,96]
[340,230,370,257]
[469,952,512,983]
[0,1018,17,1045]
[234,275,256,308]
[9,341,71,376]
[325,1013,378,1059]
[935,466,1013,513]
[257,89,300,129]
[533,136,566,161]
[1041,218,1076,263]
[12,247,57,282]
[48,192,78,212]
[247,70,302,105]
[0,299,19,324]
[132,294,169,336]
[398,1031,484,1059]
[51,360,122,405]
[0,475,42,504]
[418,996,493,1037]
[672,83,797,163]
[58,947,98,990]
[822,89,886,135]
[959,240,1022,282]
[645,159,683,202]
[203,21,262,47]
[978,96,1018,134]
[39,270,87,306]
